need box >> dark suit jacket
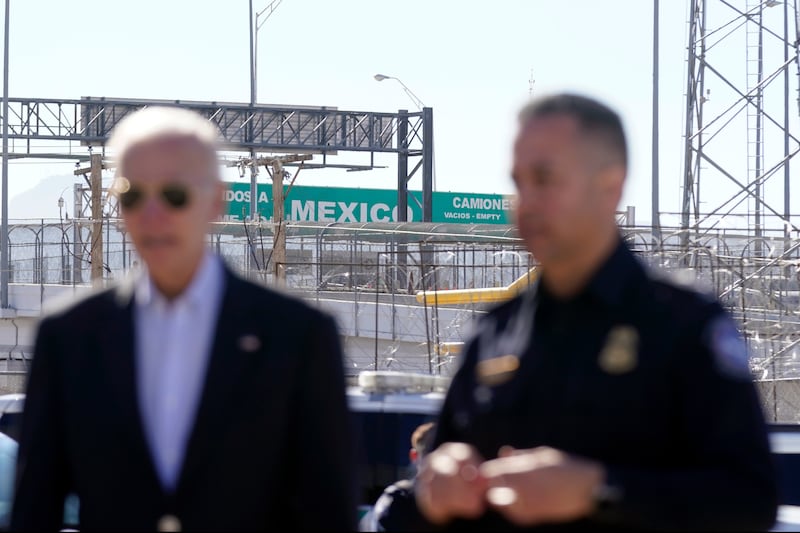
[10,265,357,531]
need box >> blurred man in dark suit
[11,106,356,531]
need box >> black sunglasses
[119,184,191,210]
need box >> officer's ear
[409,448,418,463]
[594,164,625,211]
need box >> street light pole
[249,0,255,110]
[651,0,660,242]
[374,73,434,221]
[373,73,432,286]
[254,0,281,106]
[1,0,9,309]
[248,0,257,221]
[247,0,282,222]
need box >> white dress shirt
[133,252,225,491]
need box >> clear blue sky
[4,1,699,222]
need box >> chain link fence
[2,218,800,421]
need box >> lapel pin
[598,325,639,374]
[238,334,262,353]
[476,354,520,387]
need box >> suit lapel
[176,269,264,492]
[103,276,162,490]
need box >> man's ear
[596,164,625,210]
[409,449,418,463]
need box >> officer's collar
[583,236,642,309]
[537,236,641,310]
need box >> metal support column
[681,0,705,251]
[422,107,434,222]
[784,0,791,246]
[747,0,766,255]
[652,0,661,243]
[396,109,409,222]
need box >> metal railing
[2,218,800,421]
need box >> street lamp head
[373,73,426,110]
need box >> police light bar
[357,371,451,394]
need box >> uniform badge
[598,325,639,374]
[476,354,520,387]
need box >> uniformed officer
[412,93,778,531]
[368,422,436,531]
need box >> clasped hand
[415,442,605,526]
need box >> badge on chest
[476,353,521,386]
[598,325,639,374]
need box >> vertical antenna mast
[528,68,535,97]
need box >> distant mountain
[9,175,86,221]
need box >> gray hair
[108,105,222,181]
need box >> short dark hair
[518,93,628,170]
[411,422,435,457]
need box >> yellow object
[415,267,538,305]
[434,341,464,356]
[476,354,520,386]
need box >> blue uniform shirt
[423,238,778,531]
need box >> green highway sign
[223,183,513,225]
[435,191,512,224]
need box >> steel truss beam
[682,0,799,253]
[0,96,435,221]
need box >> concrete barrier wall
[0,372,26,395]
[756,379,800,424]
[2,283,798,424]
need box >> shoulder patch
[704,316,752,381]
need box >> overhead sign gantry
[0,95,433,303]
[2,96,434,221]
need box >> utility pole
[74,154,110,285]
[89,154,103,284]
[227,152,311,283]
